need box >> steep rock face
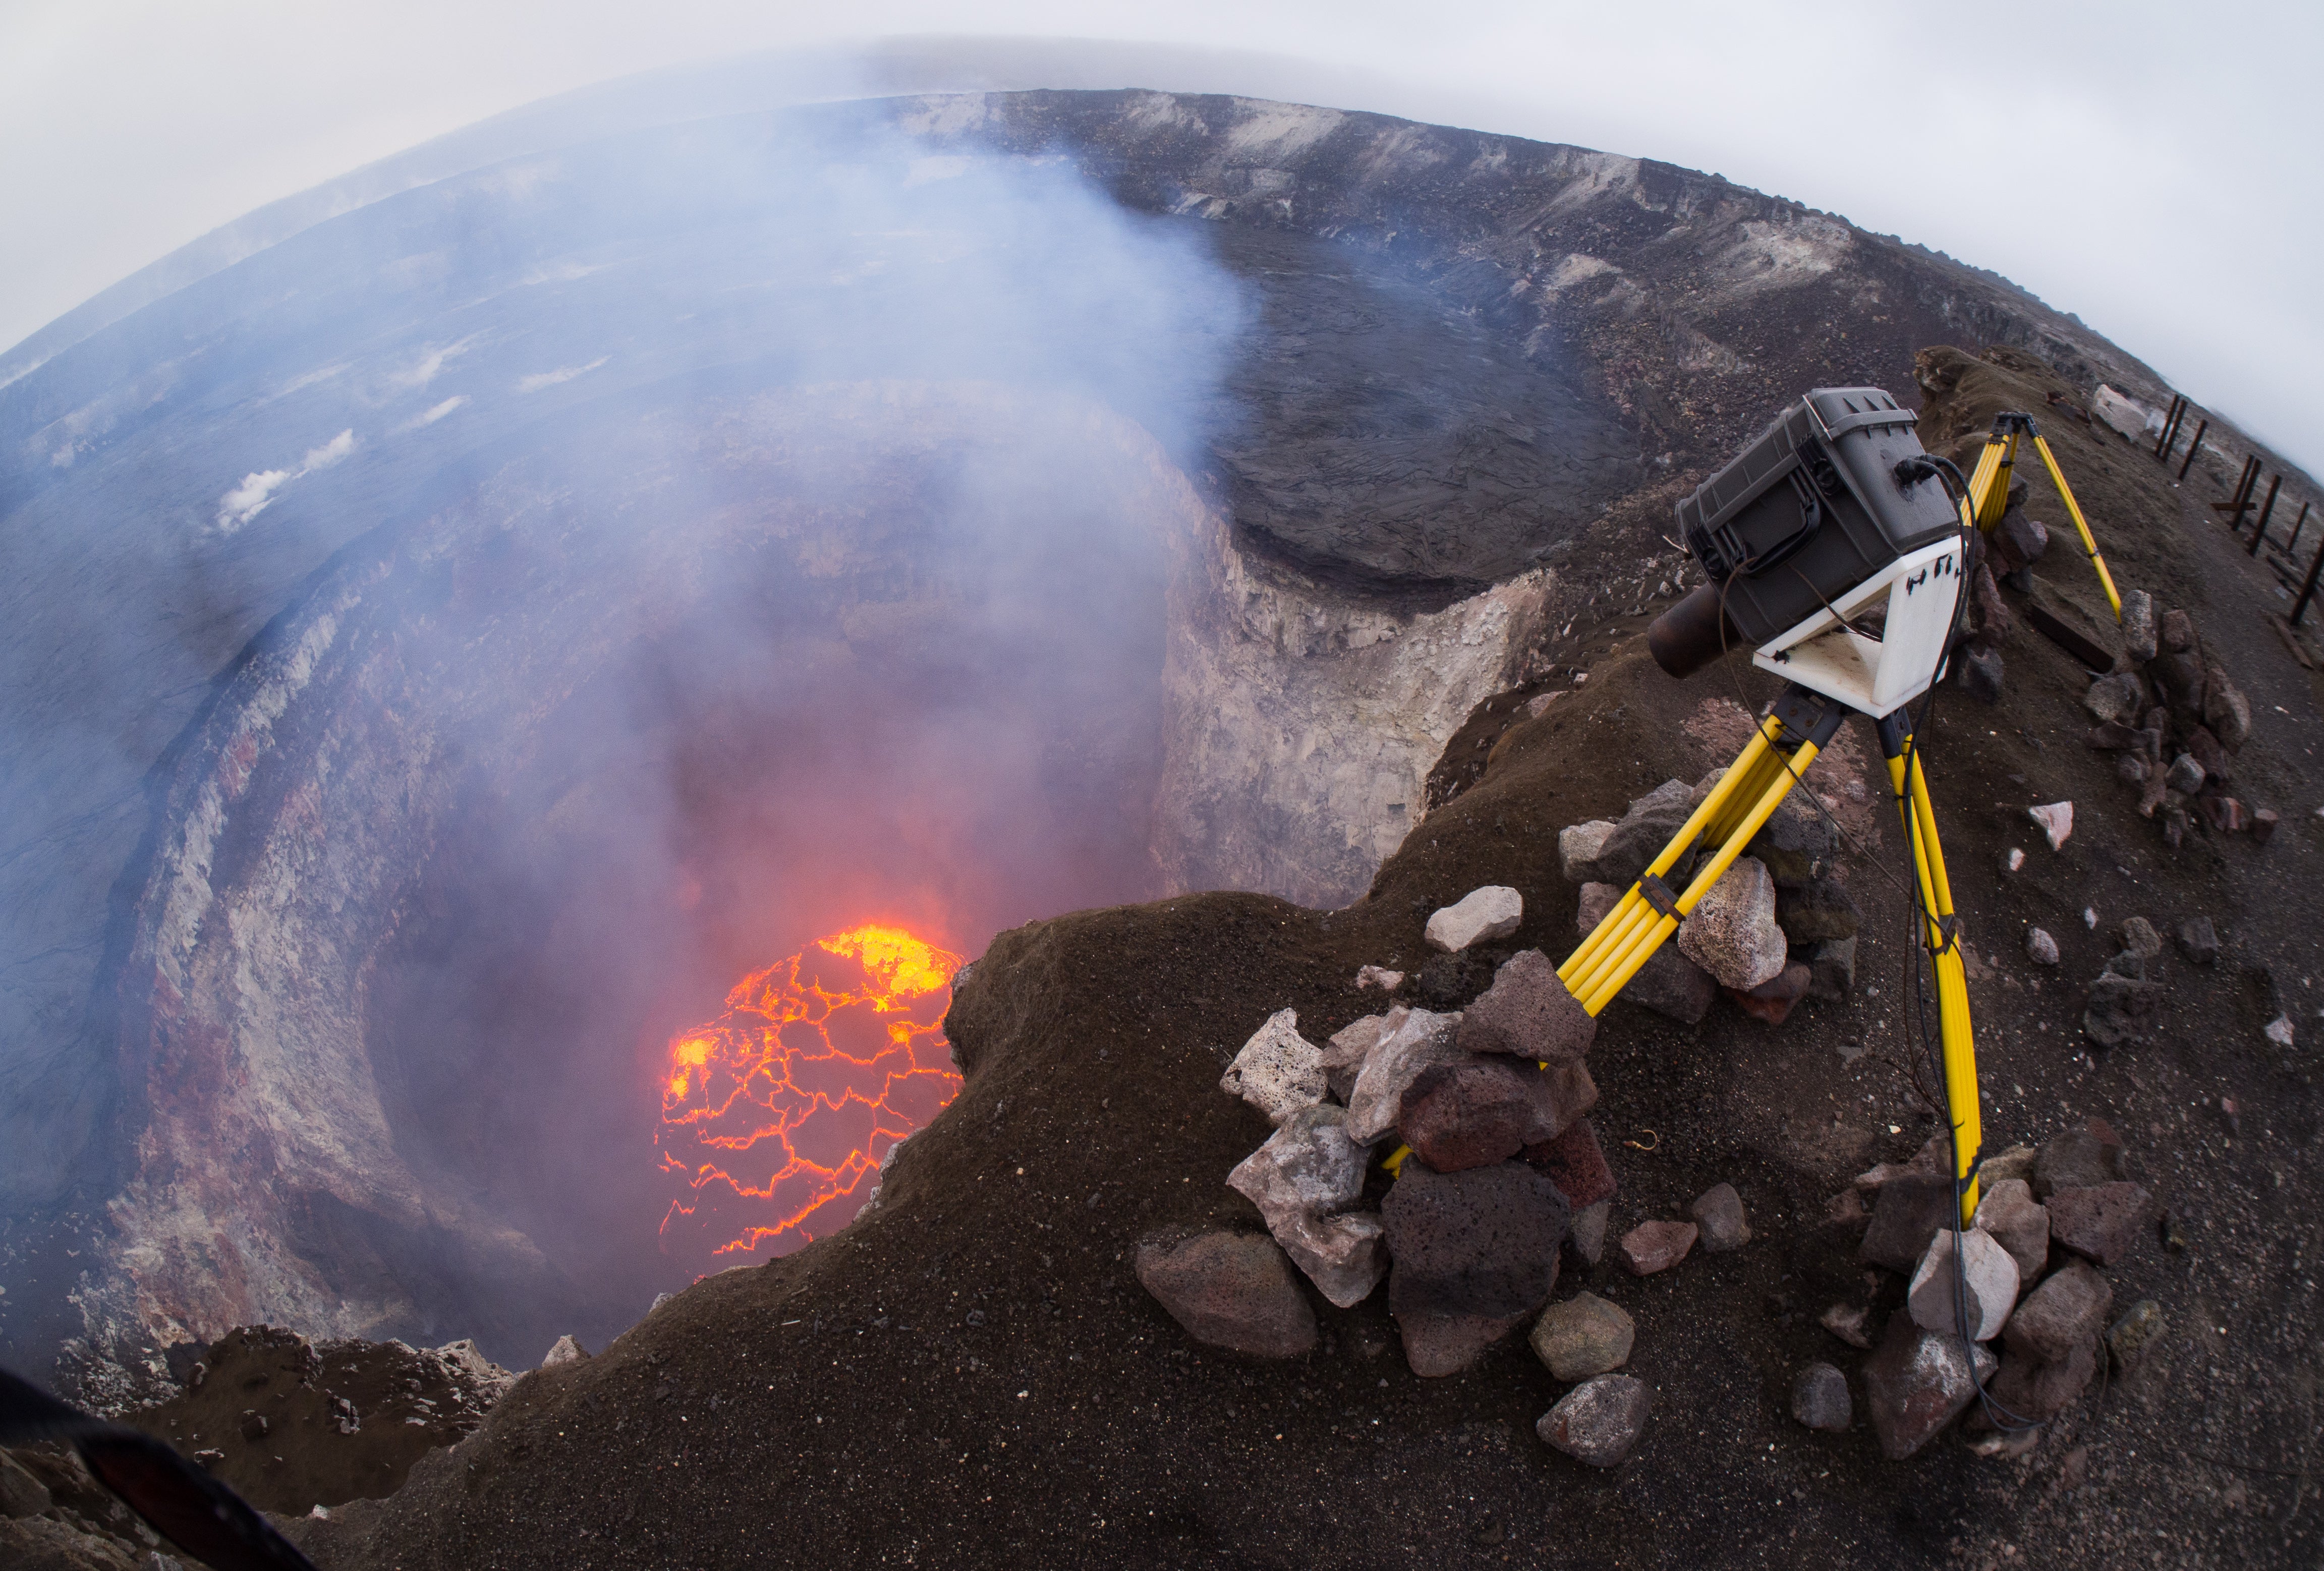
[1154,506,1552,905]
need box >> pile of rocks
[2082,596,2276,850]
[1811,1117,2160,1459]
[1557,773,1863,1026]
[1139,882,1773,1471]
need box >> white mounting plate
[1750,537,1965,718]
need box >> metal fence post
[2288,501,2311,558]
[2177,420,2209,481]
[2250,475,2283,556]
[2296,534,2324,628]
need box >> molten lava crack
[656,924,961,1260]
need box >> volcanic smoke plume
[656,925,962,1269]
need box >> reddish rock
[1984,1338,2098,1425]
[1521,1116,1615,1210]
[2032,1117,2124,1198]
[1726,961,1813,1024]
[1397,1058,1547,1173]
[2186,725,2231,784]
[1618,1219,1697,1275]
[2204,796,2249,832]
[2004,1260,2112,1364]
[1135,1232,1318,1358]
[1862,1316,1998,1460]
[1456,948,1596,1065]
[1394,1304,1537,1378]
[1859,1175,1956,1272]
[2046,1182,2151,1265]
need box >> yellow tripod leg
[2030,434,2124,621]
[1880,720,1983,1225]
[1967,432,2015,531]
[1560,688,1847,1018]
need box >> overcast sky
[5,1,2318,469]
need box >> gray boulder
[2161,607,2197,651]
[1777,878,1861,944]
[2204,667,2251,752]
[1970,1178,2050,1281]
[2083,672,2145,725]
[1321,1011,1393,1102]
[1538,1375,1651,1467]
[1806,936,1857,1001]
[1689,1183,1751,1252]
[1343,1008,1465,1144]
[1425,886,1523,952]
[1986,1338,2098,1424]
[1557,820,1618,884]
[1566,1199,1612,1266]
[1997,508,2049,569]
[2164,752,2205,794]
[2119,916,2163,963]
[1529,1291,1635,1381]
[1791,1363,1852,1432]
[1677,856,1787,990]
[2025,927,2059,966]
[1862,1317,1999,1460]
[1135,1232,1318,1358]
[1582,778,1697,889]
[1905,1226,2018,1342]
[1226,1105,1383,1306]
[1395,1305,1536,1379]
[1220,1009,1327,1125]
[1957,643,2004,704]
[2175,916,2220,965]
[1456,948,1596,1064]
[1744,796,1838,887]
[1578,883,1718,1022]
[2032,1118,2125,1198]
[2083,974,2163,1046]
[1860,1175,1956,1272]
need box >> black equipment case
[1674,387,1961,647]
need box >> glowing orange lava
[656,923,962,1260]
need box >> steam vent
[5,79,2321,1571]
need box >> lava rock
[1728,961,1813,1024]
[2104,948,2146,981]
[1819,1303,1875,1349]
[1577,882,1717,1022]
[1862,1317,1999,1460]
[1413,950,1491,1008]
[1456,948,1596,1065]
[1343,1008,1465,1144]
[1227,1105,1382,1306]
[2083,672,2145,725]
[1997,508,2049,569]
[1777,878,1861,945]
[2033,1118,2126,1197]
[1790,1363,1852,1432]
[1677,856,1786,991]
[2027,801,2074,850]
[1584,778,1696,888]
[2164,753,2205,794]
[1355,965,1403,993]
[1860,1175,1956,1272]
[1980,1144,2038,1190]
[1397,1057,1582,1173]
[2203,667,2251,751]
[1970,562,2012,641]
[2175,916,2220,965]
[1537,1375,1651,1468]
[2083,974,2163,1046]
[2107,1299,2166,1372]
[2004,1259,2112,1364]
[2119,916,2163,963]
[1987,1338,2098,1424]
[1382,1161,1568,1320]
[1743,796,1838,887]
[1957,643,2005,704]
[1426,886,1524,953]
[2161,607,2196,652]
[2046,1182,2151,1266]
[1220,1008,1328,1125]
[1806,936,1857,1001]
[2025,927,2060,966]
[2254,807,2280,845]
[1135,1232,1318,1358]
[1618,1219,1697,1276]
[2086,721,2139,751]
[2119,589,2158,663]
[1521,1116,1615,1210]
[1566,1200,1611,1267]
[2203,796,2250,833]
[2186,725,2231,784]
[1971,1178,2050,1281]
[1689,1183,1751,1252]
[1557,820,1618,884]
[1906,1226,2018,1342]
[1321,1012,1392,1101]
[1395,1306,1535,1378]
[2116,753,2150,786]
[1529,1292,1635,1381]
[0,1451,50,1518]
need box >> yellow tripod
[1964,411,2122,621]
[1558,684,1986,1224]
